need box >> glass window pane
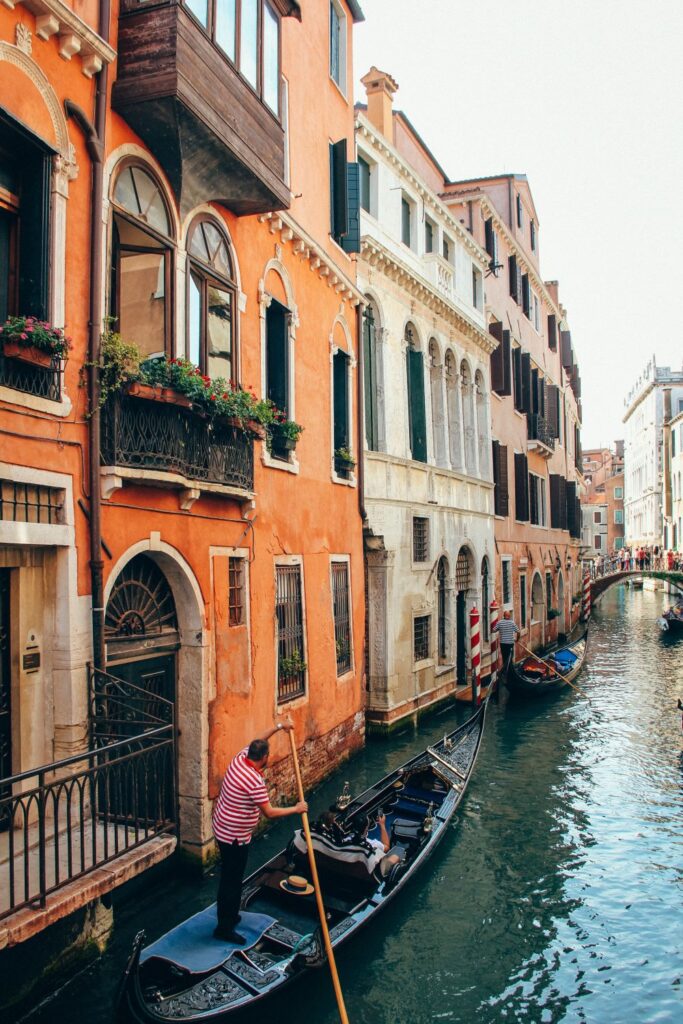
[188,272,201,366]
[116,166,170,236]
[114,167,137,213]
[240,0,258,88]
[118,251,166,358]
[263,3,279,113]
[215,0,236,60]
[206,284,232,380]
[185,0,208,28]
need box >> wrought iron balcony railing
[0,351,61,402]
[527,413,556,452]
[101,391,254,493]
[0,724,175,921]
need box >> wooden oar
[518,641,591,700]
[287,729,350,1024]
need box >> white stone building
[623,358,683,548]
[356,69,496,732]
[664,409,683,551]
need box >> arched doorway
[455,547,473,684]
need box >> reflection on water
[24,587,683,1023]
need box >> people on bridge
[212,719,307,944]
[493,610,520,673]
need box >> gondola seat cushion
[391,818,423,845]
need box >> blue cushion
[140,905,275,973]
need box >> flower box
[126,381,192,408]
[247,420,266,440]
[2,340,54,368]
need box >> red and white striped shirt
[213,747,269,845]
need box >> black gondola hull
[505,635,587,699]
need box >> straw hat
[280,874,314,896]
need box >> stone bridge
[591,570,683,605]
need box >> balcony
[112,1,292,216]
[423,252,455,299]
[100,391,255,505]
[527,413,556,457]
[0,350,61,402]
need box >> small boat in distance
[505,633,587,698]
[118,700,489,1022]
[627,577,644,590]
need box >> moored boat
[505,633,587,698]
[118,701,489,1022]
[658,603,683,634]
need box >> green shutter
[363,308,378,450]
[407,347,427,463]
[341,161,361,254]
[266,299,289,414]
[333,349,349,450]
[329,139,348,241]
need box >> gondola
[658,605,683,635]
[118,699,489,1023]
[505,633,587,698]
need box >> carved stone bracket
[8,0,115,78]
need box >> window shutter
[341,161,361,253]
[547,313,557,351]
[513,346,524,411]
[333,349,349,451]
[501,331,512,396]
[265,300,289,414]
[19,151,51,319]
[492,441,509,517]
[485,217,495,258]
[550,474,567,528]
[521,352,532,413]
[407,347,427,463]
[489,321,504,393]
[509,255,518,300]
[561,330,573,370]
[531,368,540,415]
[566,480,577,536]
[547,385,560,437]
[330,139,348,241]
[522,273,531,317]
[514,452,529,521]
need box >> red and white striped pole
[489,597,499,695]
[469,605,481,706]
[581,568,591,622]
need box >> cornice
[355,113,489,268]
[360,235,496,355]
[256,211,364,305]
[5,0,116,77]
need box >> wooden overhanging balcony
[527,413,556,458]
[112,0,297,216]
[100,391,255,506]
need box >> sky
[352,0,683,448]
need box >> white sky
[353,0,683,448]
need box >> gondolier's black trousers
[217,839,250,930]
[500,643,514,672]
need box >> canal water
[23,585,683,1023]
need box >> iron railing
[0,352,62,402]
[0,725,175,920]
[527,413,556,451]
[331,562,352,675]
[101,392,254,491]
[276,565,306,703]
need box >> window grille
[413,615,430,662]
[228,557,244,626]
[331,561,351,675]
[0,480,64,524]
[0,355,62,402]
[276,564,306,703]
[456,549,471,592]
[412,517,429,562]
[501,559,512,606]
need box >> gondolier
[213,719,307,944]
[492,610,520,672]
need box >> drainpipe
[65,0,110,671]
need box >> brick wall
[265,710,365,803]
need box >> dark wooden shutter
[485,217,495,258]
[19,150,51,320]
[501,331,512,395]
[407,346,427,463]
[333,349,349,451]
[330,139,348,241]
[521,352,532,413]
[514,452,529,521]
[531,368,540,415]
[489,321,504,393]
[509,255,518,301]
[561,330,573,370]
[522,273,531,317]
[265,299,289,414]
[547,313,557,351]
[363,309,378,450]
[547,384,560,437]
[341,161,361,253]
[513,346,524,411]
[566,480,577,537]
[492,441,509,517]
[550,474,567,528]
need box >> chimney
[361,66,398,141]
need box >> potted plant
[0,316,71,367]
[279,648,307,678]
[335,446,356,469]
[267,412,304,452]
[547,608,560,620]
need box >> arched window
[481,556,490,641]
[531,572,544,623]
[475,370,489,477]
[363,302,379,451]
[406,324,427,463]
[111,163,173,359]
[437,556,450,663]
[460,360,476,474]
[429,339,446,467]
[445,350,463,472]
[187,217,236,381]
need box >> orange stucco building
[0,0,366,960]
